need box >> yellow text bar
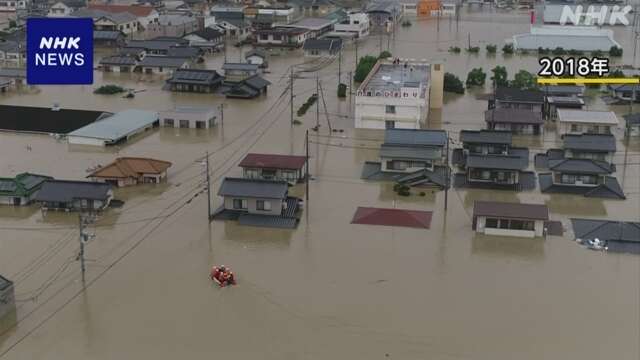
[537,78,640,84]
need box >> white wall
[475,216,545,237]
[67,136,106,147]
[355,95,427,129]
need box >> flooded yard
[0,7,639,359]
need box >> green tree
[491,66,509,87]
[552,47,566,55]
[378,50,392,59]
[444,72,465,94]
[466,68,486,87]
[609,46,623,57]
[337,83,347,98]
[511,70,537,90]
[448,46,461,54]
[502,44,514,54]
[486,44,497,54]
[353,55,378,82]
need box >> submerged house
[223,75,270,99]
[67,110,159,147]
[183,27,224,53]
[607,84,639,102]
[222,62,260,83]
[166,69,223,93]
[34,180,114,211]
[254,27,310,48]
[302,38,343,57]
[562,134,617,163]
[538,158,625,199]
[362,128,449,188]
[88,157,172,186]
[571,219,640,254]
[93,30,126,47]
[245,49,267,67]
[99,55,138,73]
[137,56,190,75]
[452,130,532,190]
[473,201,549,238]
[491,87,544,116]
[160,106,217,129]
[212,177,302,228]
[623,113,640,136]
[557,109,619,136]
[239,153,307,184]
[547,96,585,121]
[0,173,53,206]
[485,108,543,135]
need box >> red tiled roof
[351,207,432,229]
[239,153,307,170]
[88,157,172,179]
[473,201,549,221]
[88,4,155,17]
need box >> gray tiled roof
[167,46,200,58]
[218,177,288,199]
[168,69,222,85]
[485,108,543,124]
[138,56,189,68]
[0,274,12,291]
[540,85,585,96]
[99,55,137,66]
[34,180,112,203]
[562,134,617,152]
[243,75,270,90]
[384,129,447,147]
[495,87,544,103]
[466,154,527,170]
[222,62,259,71]
[571,219,640,243]
[548,158,613,174]
[623,113,640,126]
[0,68,26,78]
[379,144,441,160]
[93,30,123,40]
[459,130,512,145]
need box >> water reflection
[221,222,292,249]
[545,196,607,217]
[471,233,545,260]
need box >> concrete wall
[475,216,544,237]
[355,95,427,129]
[67,136,107,147]
[160,110,216,129]
[223,196,283,215]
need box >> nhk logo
[27,18,93,85]
[559,5,633,26]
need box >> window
[385,120,395,129]
[164,118,174,127]
[257,200,272,211]
[245,168,259,178]
[233,199,247,209]
[179,120,190,128]
[434,64,441,71]
[385,105,396,114]
[273,34,282,40]
[389,161,409,170]
[571,124,579,132]
[485,218,499,228]
[499,219,509,229]
[259,34,268,40]
[282,170,297,181]
[561,174,576,184]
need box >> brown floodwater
[1,7,639,359]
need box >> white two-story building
[354,59,443,129]
[333,12,369,39]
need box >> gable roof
[466,154,528,170]
[379,144,441,160]
[384,129,447,147]
[557,109,619,125]
[562,134,617,152]
[473,201,549,220]
[167,68,222,85]
[88,4,156,17]
[245,48,266,59]
[67,110,158,142]
[239,153,306,170]
[495,87,544,103]
[540,85,585,96]
[243,75,271,90]
[218,177,288,199]
[222,62,259,71]
[459,129,512,145]
[623,113,640,126]
[88,157,172,179]
[138,55,189,68]
[0,173,53,197]
[571,219,640,243]
[0,274,12,291]
[99,55,137,66]
[485,108,543,124]
[166,46,200,58]
[185,27,223,41]
[351,206,432,229]
[548,158,613,174]
[0,104,108,134]
[34,180,112,202]
[94,30,124,40]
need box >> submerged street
[0,7,639,359]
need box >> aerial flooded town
[0,0,639,358]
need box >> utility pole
[444,134,450,211]
[290,67,294,125]
[218,103,224,127]
[338,46,342,84]
[316,73,320,128]
[205,151,211,221]
[348,70,353,112]
[467,32,471,50]
[355,38,358,65]
[77,213,93,282]
[305,129,309,201]
[379,31,383,54]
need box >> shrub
[466,46,480,53]
[292,119,302,125]
[401,20,412,27]
[466,68,486,87]
[609,46,623,57]
[592,50,604,57]
[552,47,566,55]
[337,83,347,98]
[448,46,461,54]
[94,85,126,95]
[378,50,392,59]
[394,184,411,196]
[443,72,465,94]
[419,192,426,196]
[568,49,584,56]
[491,66,509,87]
[502,44,514,54]
[511,70,537,90]
[353,55,378,82]
[486,44,497,54]
[296,94,318,116]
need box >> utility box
[0,275,15,320]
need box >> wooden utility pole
[467,32,471,49]
[444,133,450,211]
[355,38,358,65]
[348,70,353,112]
[218,103,224,127]
[205,151,211,221]
[78,214,86,282]
[305,130,309,201]
[338,46,342,84]
[315,73,320,128]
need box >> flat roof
[557,110,619,125]
[360,61,430,95]
[473,201,549,220]
[512,33,619,51]
[68,110,158,142]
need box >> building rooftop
[571,218,640,243]
[547,96,585,105]
[243,75,271,90]
[512,26,620,51]
[540,85,585,96]
[239,153,306,170]
[359,61,430,96]
[623,113,640,126]
[548,158,613,174]
[379,144,441,160]
[557,109,619,125]
[93,30,124,40]
[222,62,259,71]
[218,177,289,199]
[88,4,156,17]
[0,104,108,134]
[0,274,12,291]
[167,69,223,85]
[99,55,138,66]
[185,27,224,41]
[466,154,528,170]
[282,17,335,30]
[0,68,26,78]
[351,206,432,229]
[0,173,52,197]
[67,110,158,142]
[138,55,189,68]
[88,157,172,179]
[473,201,549,220]
[126,39,185,51]
[495,87,544,103]
[485,108,543,124]
[562,134,617,152]
[34,180,112,203]
[303,38,343,52]
[459,129,512,145]
[167,46,200,58]
[384,129,447,147]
